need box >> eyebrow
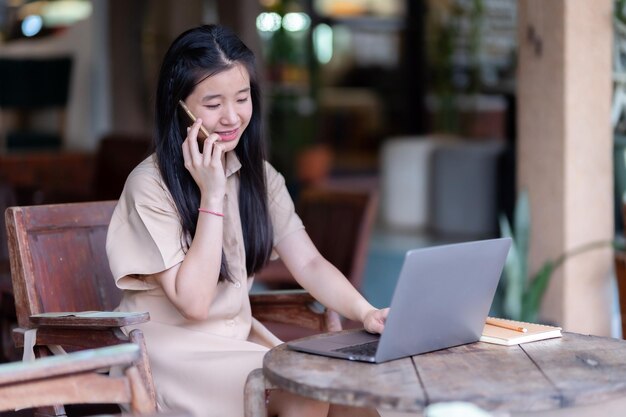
[201,87,251,102]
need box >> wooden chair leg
[244,368,272,417]
[324,310,342,332]
[126,366,156,415]
[128,329,157,408]
[33,347,67,417]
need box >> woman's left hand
[363,308,390,334]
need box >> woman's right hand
[181,118,227,201]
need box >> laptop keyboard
[332,340,379,357]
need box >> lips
[216,128,239,142]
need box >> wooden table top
[263,330,626,413]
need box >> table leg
[244,368,277,417]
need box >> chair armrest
[13,311,149,349]
[0,343,140,385]
[29,311,150,328]
[250,289,316,305]
[250,289,342,332]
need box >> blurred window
[314,0,404,18]
[0,0,92,42]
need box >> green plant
[494,191,618,323]
[426,0,487,135]
[617,0,626,26]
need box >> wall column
[517,0,613,335]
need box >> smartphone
[178,100,211,140]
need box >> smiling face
[183,63,253,152]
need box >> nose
[220,102,238,126]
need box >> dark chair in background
[257,185,378,291]
[5,200,340,416]
[93,134,152,200]
[0,184,17,362]
[0,133,151,209]
[256,184,378,339]
[0,57,72,151]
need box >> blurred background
[0,0,620,341]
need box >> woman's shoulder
[263,160,295,207]
[263,159,277,175]
[263,160,284,185]
[124,154,164,190]
[121,154,171,206]
[126,154,160,183]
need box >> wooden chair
[92,134,152,201]
[255,185,377,341]
[0,182,17,361]
[0,343,153,414]
[257,185,378,291]
[5,200,340,417]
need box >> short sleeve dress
[106,152,304,417]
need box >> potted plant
[425,0,510,140]
[492,191,618,323]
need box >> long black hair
[154,24,272,282]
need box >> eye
[205,104,220,109]
[237,97,249,103]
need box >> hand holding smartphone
[179,100,211,140]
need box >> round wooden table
[261,330,626,414]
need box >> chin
[222,139,240,152]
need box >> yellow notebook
[480,317,562,346]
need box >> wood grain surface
[263,329,626,413]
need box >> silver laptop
[287,237,512,363]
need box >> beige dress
[106,152,304,417]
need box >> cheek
[199,113,219,129]
[242,106,253,127]
[194,107,210,119]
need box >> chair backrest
[5,201,118,329]
[0,183,16,285]
[93,134,152,200]
[296,186,378,289]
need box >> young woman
[106,24,388,417]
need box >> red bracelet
[198,208,224,217]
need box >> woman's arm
[275,229,389,333]
[148,119,228,321]
[149,202,224,321]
